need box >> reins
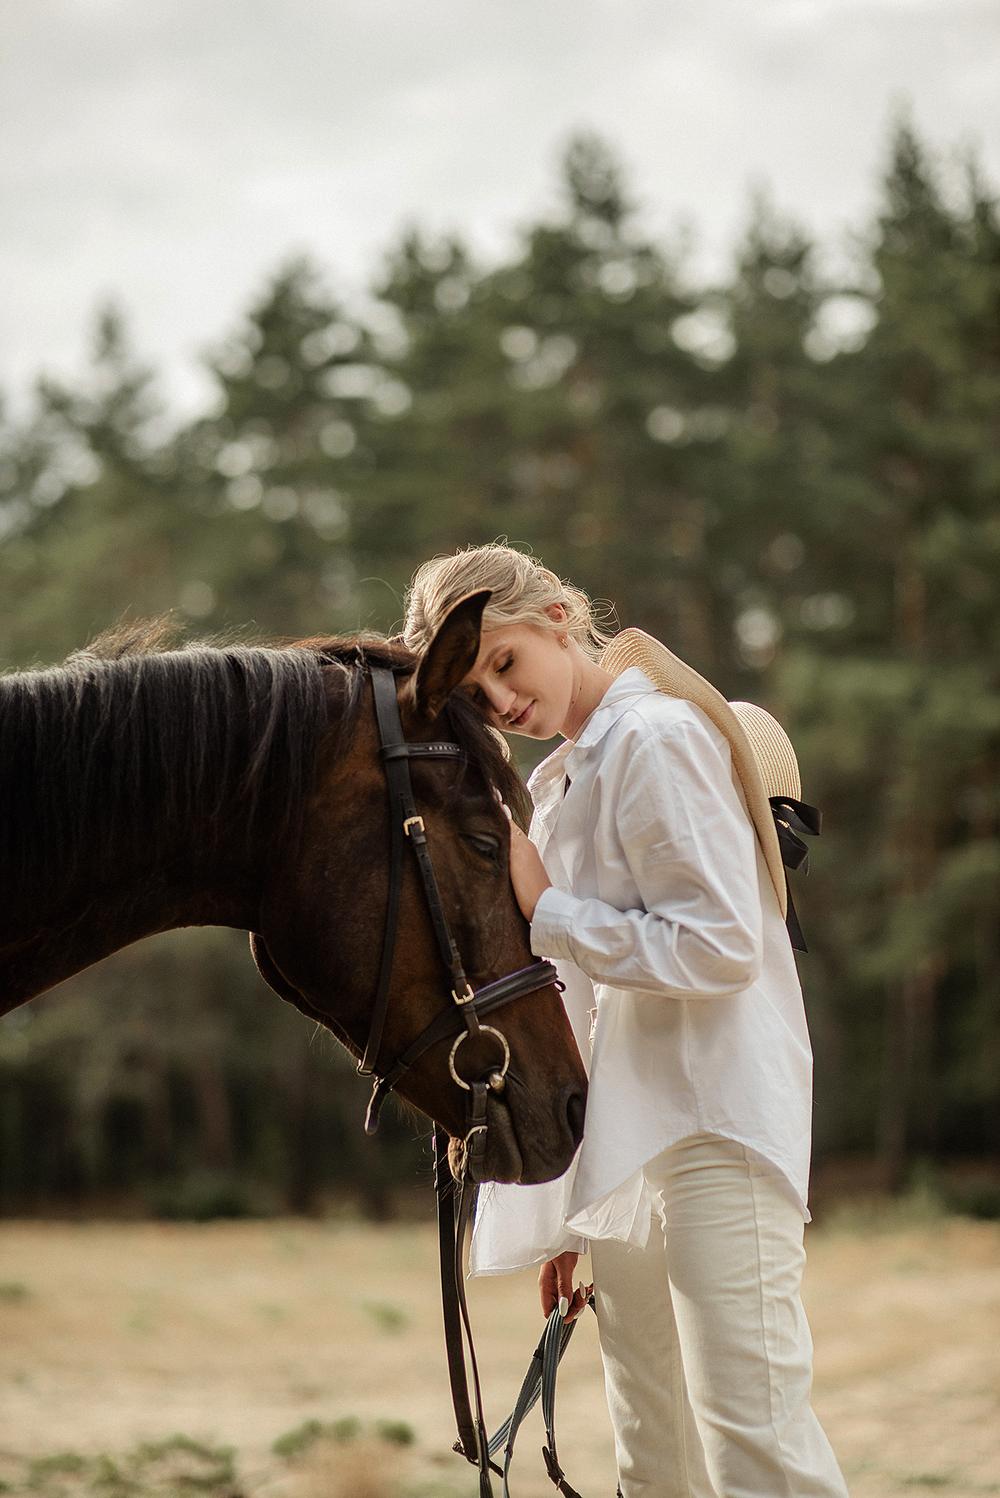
[485,1280,596,1497]
[434,1130,596,1498]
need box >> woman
[403,543,848,1498]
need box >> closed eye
[463,833,502,863]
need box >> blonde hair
[402,543,616,660]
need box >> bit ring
[448,1026,510,1091]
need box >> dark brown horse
[0,595,587,1185]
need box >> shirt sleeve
[529,715,764,997]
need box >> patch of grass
[131,1434,236,1490]
[374,1420,414,1448]
[253,1301,287,1323]
[88,1453,134,1495]
[0,1281,30,1302]
[901,1475,957,1489]
[362,1299,409,1334]
[329,1417,364,1444]
[271,1417,361,1460]
[2,1439,241,1498]
[27,1450,87,1484]
[271,1419,325,1459]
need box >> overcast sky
[2,0,998,418]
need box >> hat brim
[599,629,789,918]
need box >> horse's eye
[464,833,501,863]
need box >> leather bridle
[359,665,559,1144]
[361,664,563,1495]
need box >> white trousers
[589,1135,849,1498]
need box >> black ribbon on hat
[769,795,822,953]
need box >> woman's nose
[485,682,516,715]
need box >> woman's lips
[511,701,534,728]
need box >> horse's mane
[0,619,529,896]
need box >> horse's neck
[0,693,268,1014]
[0,646,332,1014]
[0,854,262,1016]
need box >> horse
[0,592,587,1186]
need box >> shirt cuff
[529,885,580,962]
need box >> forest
[1,120,997,1217]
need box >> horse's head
[251,593,588,1186]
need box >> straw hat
[600,628,809,921]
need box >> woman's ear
[544,601,568,625]
[407,590,491,723]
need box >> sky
[2,0,998,419]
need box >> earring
[559,635,569,649]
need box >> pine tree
[356,135,698,639]
[780,121,1000,1179]
[0,306,173,663]
[173,257,370,635]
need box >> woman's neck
[561,655,616,741]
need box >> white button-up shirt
[470,668,814,1276]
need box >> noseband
[359,666,558,1154]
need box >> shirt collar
[527,668,657,795]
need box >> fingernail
[558,1296,569,1317]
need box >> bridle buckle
[452,982,475,1005]
[403,814,425,838]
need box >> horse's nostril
[566,1089,586,1147]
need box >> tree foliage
[1,120,997,1210]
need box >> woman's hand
[505,811,552,923]
[538,1250,592,1322]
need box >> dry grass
[0,1209,998,1496]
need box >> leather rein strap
[487,1294,596,1498]
[358,665,561,1495]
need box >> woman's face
[459,616,576,740]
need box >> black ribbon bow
[769,795,822,953]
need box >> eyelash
[471,657,512,707]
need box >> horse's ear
[408,589,491,723]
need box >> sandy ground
[1,1212,998,1497]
